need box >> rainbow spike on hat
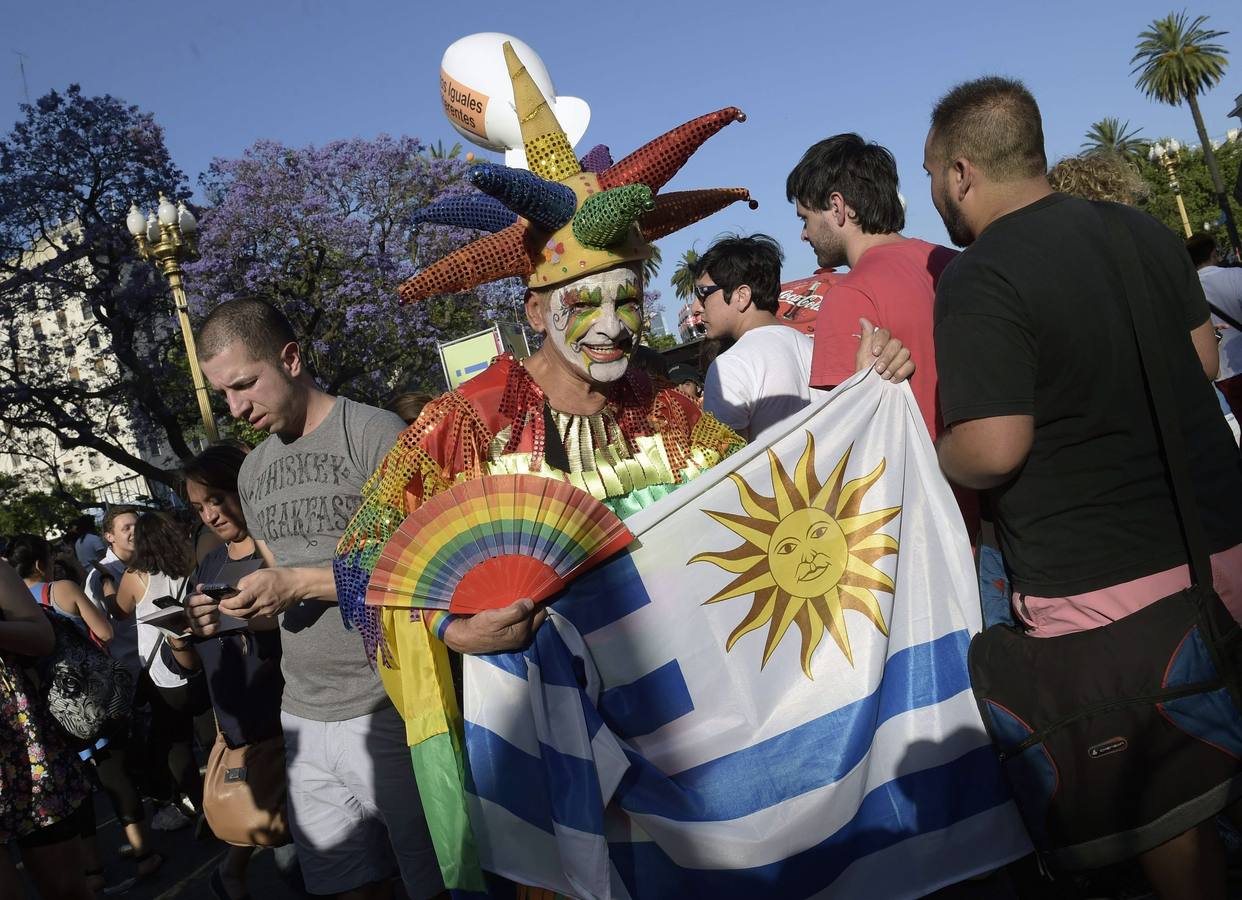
[399,40,754,304]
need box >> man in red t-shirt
[786,133,975,532]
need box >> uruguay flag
[462,369,1032,898]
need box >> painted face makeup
[546,266,642,383]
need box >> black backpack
[33,583,132,745]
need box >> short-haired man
[1187,233,1242,414]
[194,298,495,899]
[927,75,1242,897]
[84,507,136,610]
[787,134,957,436]
[691,233,912,446]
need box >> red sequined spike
[638,189,757,242]
[599,108,746,194]
[398,223,535,304]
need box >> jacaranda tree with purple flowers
[186,137,523,409]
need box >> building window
[55,309,67,329]
[93,358,107,374]
[68,366,80,382]
[87,332,99,349]
[13,358,24,374]
[62,341,74,357]
[32,321,44,341]
[80,299,91,318]
[89,454,100,471]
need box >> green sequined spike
[572,184,655,249]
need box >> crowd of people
[3,70,1242,900]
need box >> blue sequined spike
[467,163,577,233]
[578,144,614,174]
[409,192,517,234]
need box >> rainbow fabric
[367,475,633,614]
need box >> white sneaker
[150,803,191,831]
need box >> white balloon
[439,32,591,166]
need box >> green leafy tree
[1135,136,1242,249]
[645,333,677,352]
[1132,11,1239,252]
[0,473,90,537]
[1083,117,1147,159]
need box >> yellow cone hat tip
[502,41,580,182]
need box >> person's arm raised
[56,580,113,643]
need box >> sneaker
[150,803,191,831]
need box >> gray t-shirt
[239,396,404,721]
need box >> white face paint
[544,266,643,383]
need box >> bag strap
[38,582,50,607]
[1094,202,1213,589]
[1206,300,1242,334]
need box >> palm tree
[670,248,700,301]
[427,140,464,159]
[1082,117,1147,160]
[1132,11,1239,253]
[643,244,662,284]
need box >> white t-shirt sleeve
[703,355,754,439]
[1216,269,1242,321]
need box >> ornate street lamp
[126,194,219,442]
[1148,140,1193,238]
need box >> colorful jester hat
[399,41,756,303]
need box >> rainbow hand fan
[366,474,635,614]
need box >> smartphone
[151,595,182,610]
[200,583,239,602]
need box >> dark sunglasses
[693,283,726,301]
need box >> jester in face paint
[544,266,642,383]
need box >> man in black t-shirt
[925,76,1242,899]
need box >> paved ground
[16,789,307,899]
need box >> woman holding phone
[116,512,205,834]
[178,443,290,900]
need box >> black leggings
[137,673,203,810]
[91,725,144,826]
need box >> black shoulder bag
[967,202,1242,871]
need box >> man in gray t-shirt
[191,299,443,899]
[236,396,400,720]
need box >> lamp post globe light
[1148,140,1194,238]
[126,194,219,443]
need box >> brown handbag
[203,730,291,847]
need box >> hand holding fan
[367,474,634,614]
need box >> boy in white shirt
[691,234,912,446]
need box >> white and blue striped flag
[462,369,1032,899]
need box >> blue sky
[9,0,1241,333]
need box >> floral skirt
[0,652,90,842]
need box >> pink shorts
[1014,542,1242,638]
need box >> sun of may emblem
[690,434,901,677]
